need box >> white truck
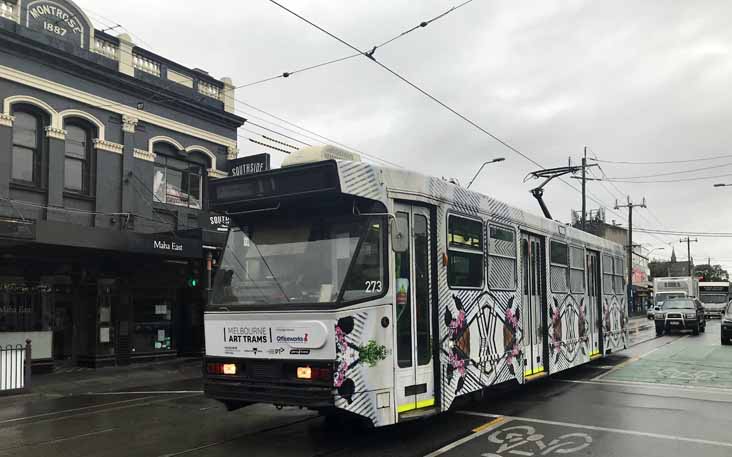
[652,277,700,317]
[699,281,730,318]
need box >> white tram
[203,146,628,427]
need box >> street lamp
[467,157,506,189]
[713,183,732,187]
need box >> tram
[203,145,628,427]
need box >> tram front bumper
[203,358,335,409]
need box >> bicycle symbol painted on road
[656,367,718,382]
[481,425,592,456]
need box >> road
[1,321,730,457]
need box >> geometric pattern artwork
[334,159,629,420]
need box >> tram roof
[335,159,626,255]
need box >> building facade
[0,0,245,369]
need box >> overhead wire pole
[680,237,699,277]
[615,197,647,314]
[582,146,587,229]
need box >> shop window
[550,241,570,292]
[64,122,93,194]
[0,282,54,332]
[569,246,585,293]
[448,215,483,288]
[488,225,516,290]
[11,109,43,185]
[133,295,174,353]
[153,150,203,209]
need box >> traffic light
[187,277,199,288]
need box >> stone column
[45,126,67,214]
[0,113,14,200]
[220,77,236,114]
[117,33,135,77]
[121,115,138,220]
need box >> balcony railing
[0,0,17,21]
[197,80,222,101]
[133,53,161,77]
[94,37,119,61]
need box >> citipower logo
[277,333,309,344]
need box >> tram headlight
[223,363,237,375]
[297,366,312,379]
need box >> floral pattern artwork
[334,316,387,404]
[502,297,522,374]
[550,297,563,358]
[444,295,469,394]
[578,297,587,340]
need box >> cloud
[76,0,732,271]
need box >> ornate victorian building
[0,0,245,368]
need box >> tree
[693,264,729,282]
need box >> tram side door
[586,250,603,357]
[393,204,435,415]
[521,233,546,377]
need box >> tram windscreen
[211,209,386,307]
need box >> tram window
[414,214,431,366]
[602,254,614,295]
[614,257,625,294]
[341,220,387,302]
[447,215,484,288]
[448,216,483,250]
[550,241,569,292]
[395,212,413,369]
[522,239,530,295]
[569,246,585,293]
[488,225,516,290]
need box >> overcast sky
[77,0,732,271]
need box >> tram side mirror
[391,216,409,253]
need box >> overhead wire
[600,161,732,180]
[585,148,674,248]
[589,154,732,165]
[235,0,475,90]
[20,3,406,168]
[265,0,639,227]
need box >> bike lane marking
[424,416,508,457]
[592,335,688,381]
[457,411,732,450]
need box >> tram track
[0,393,200,429]
[156,415,320,457]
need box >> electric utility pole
[582,146,587,230]
[615,197,647,313]
[680,237,698,276]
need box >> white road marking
[424,417,508,457]
[83,390,204,395]
[457,411,732,449]
[592,335,688,381]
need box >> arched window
[64,121,93,194]
[11,110,42,184]
[153,143,203,209]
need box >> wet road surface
[1,321,730,457]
